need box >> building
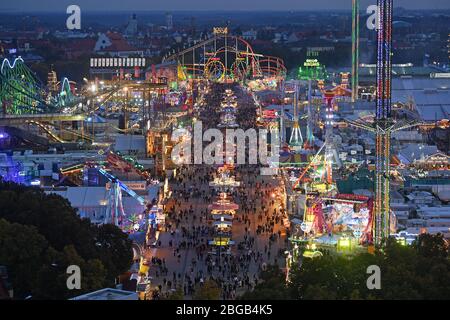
[114,134,147,156]
[166,13,173,30]
[392,130,424,144]
[242,29,257,41]
[70,288,138,300]
[94,32,143,57]
[125,14,138,36]
[405,190,440,206]
[397,144,440,164]
[410,89,450,122]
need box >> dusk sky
[1,0,450,12]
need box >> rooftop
[70,288,138,300]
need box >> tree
[193,280,221,300]
[0,181,133,299]
[241,265,290,300]
[165,286,184,300]
[414,233,448,259]
[242,234,450,300]
[0,219,49,299]
[95,223,134,281]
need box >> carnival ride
[163,30,286,83]
[345,0,420,247]
[98,167,151,233]
[288,82,303,148]
[297,55,328,149]
[57,150,160,234]
[0,57,170,147]
[289,193,374,262]
[107,151,153,182]
[281,57,381,257]
[59,151,154,184]
[352,0,360,103]
[25,120,95,143]
[0,57,76,115]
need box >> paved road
[145,84,289,300]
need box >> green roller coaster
[0,57,76,115]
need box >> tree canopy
[0,181,133,299]
[242,235,450,300]
[193,279,222,300]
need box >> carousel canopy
[213,221,232,227]
[208,202,239,211]
[211,214,234,220]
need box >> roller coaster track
[164,34,286,80]
[25,120,95,143]
[3,79,54,112]
[62,127,94,142]
[26,120,65,143]
[0,57,76,114]
[85,81,167,112]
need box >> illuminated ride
[98,168,146,228]
[106,151,154,182]
[290,194,374,257]
[345,0,419,247]
[0,57,168,123]
[97,167,164,234]
[163,29,286,83]
[58,154,160,233]
[288,82,303,149]
[204,58,226,81]
[208,192,239,213]
[0,57,78,115]
[25,120,94,143]
[298,55,328,149]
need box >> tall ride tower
[351,0,360,103]
[374,0,393,247]
[324,91,336,185]
[298,54,327,149]
[289,82,303,149]
[347,0,418,246]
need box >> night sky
[1,0,449,12]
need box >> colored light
[30,179,41,186]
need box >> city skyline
[0,0,449,304]
[1,0,450,12]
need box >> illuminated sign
[106,181,146,190]
[213,238,230,246]
[304,59,320,67]
[90,57,146,68]
[30,179,41,186]
[337,237,354,252]
[431,73,450,79]
[213,27,228,35]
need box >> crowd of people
[147,83,289,300]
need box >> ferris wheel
[204,58,226,81]
[230,57,248,81]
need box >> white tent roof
[114,135,146,153]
